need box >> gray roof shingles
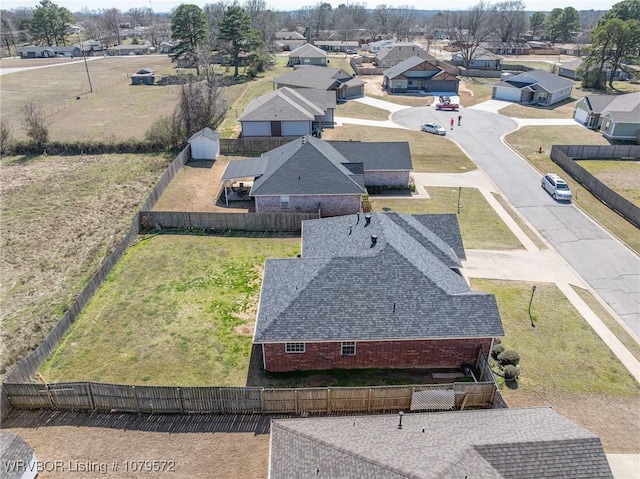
[254,213,502,342]
[329,140,412,171]
[238,87,323,122]
[289,42,327,58]
[269,408,613,479]
[506,69,574,93]
[384,55,438,80]
[274,66,353,90]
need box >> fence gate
[410,386,455,411]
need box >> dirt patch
[503,389,640,453]
[6,424,268,479]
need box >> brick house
[269,408,613,478]
[220,136,413,215]
[253,212,504,372]
[383,56,460,94]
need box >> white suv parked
[541,173,572,201]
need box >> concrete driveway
[391,103,640,336]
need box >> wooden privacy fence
[140,211,319,232]
[551,145,640,228]
[219,138,291,154]
[3,381,498,415]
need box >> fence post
[294,389,298,415]
[87,382,96,411]
[260,388,265,413]
[460,392,469,410]
[367,388,372,412]
[132,385,141,412]
[326,388,331,414]
[44,383,56,409]
[176,387,184,413]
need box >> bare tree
[101,8,122,45]
[203,1,229,50]
[444,1,494,69]
[331,3,368,41]
[0,118,13,155]
[176,68,228,140]
[20,101,48,148]
[493,0,526,43]
[297,3,332,42]
[388,7,418,41]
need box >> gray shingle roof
[290,88,337,111]
[289,42,327,58]
[188,127,219,142]
[238,87,324,122]
[269,408,613,479]
[250,136,366,196]
[377,43,432,63]
[601,91,640,123]
[329,141,412,171]
[384,55,438,80]
[0,431,35,479]
[221,157,268,182]
[506,69,574,93]
[274,66,353,90]
[254,213,502,342]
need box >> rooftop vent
[370,235,378,247]
[365,213,371,226]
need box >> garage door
[574,107,588,124]
[494,86,521,102]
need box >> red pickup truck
[435,97,459,111]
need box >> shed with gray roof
[269,407,613,478]
[254,211,502,372]
[492,69,574,106]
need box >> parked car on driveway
[541,173,572,201]
[421,122,446,136]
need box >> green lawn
[370,188,523,250]
[576,160,640,207]
[335,100,389,120]
[322,125,476,173]
[504,126,640,254]
[39,234,300,386]
[501,61,553,72]
[459,78,499,107]
[499,96,579,119]
[472,279,639,397]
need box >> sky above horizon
[2,0,618,14]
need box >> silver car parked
[541,173,572,201]
[421,122,446,136]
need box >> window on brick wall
[280,195,290,209]
[341,341,356,356]
[285,342,305,353]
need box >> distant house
[159,41,179,54]
[314,40,359,52]
[558,58,583,80]
[253,211,503,372]
[287,43,328,66]
[220,136,413,213]
[81,40,103,53]
[238,87,336,138]
[451,48,501,70]
[375,43,433,68]
[51,45,82,57]
[269,408,613,478]
[383,56,460,93]
[274,66,364,100]
[130,67,156,85]
[273,30,306,41]
[273,30,307,51]
[484,42,531,55]
[365,39,393,53]
[574,92,640,141]
[492,69,574,106]
[106,43,150,56]
[19,46,55,58]
[188,127,220,160]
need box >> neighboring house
[287,43,328,66]
[19,46,55,58]
[575,92,640,141]
[274,66,364,100]
[253,211,503,372]
[365,39,394,53]
[0,430,38,479]
[81,39,103,53]
[106,44,150,56]
[492,69,574,106]
[131,67,156,85]
[238,87,336,137]
[484,42,531,55]
[558,58,583,80]
[188,127,220,160]
[314,40,359,52]
[52,45,82,57]
[375,43,434,68]
[269,408,613,478]
[159,41,179,54]
[220,136,413,213]
[451,48,501,70]
[65,24,83,35]
[273,30,306,41]
[383,56,460,94]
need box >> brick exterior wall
[364,170,410,187]
[255,194,361,217]
[262,338,492,372]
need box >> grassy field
[459,77,498,107]
[322,124,476,173]
[499,96,580,119]
[576,160,640,207]
[1,56,180,141]
[335,100,389,120]
[504,126,640,253]
[0,152,174,376]
[370,188,523,250]
[501,61,553,71]
[39,234,300,385]
[472,279,640,452]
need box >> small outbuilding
[131,68,156,85]
[188,128,220,160]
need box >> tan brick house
[253,212,504,372]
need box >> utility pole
[78,31,93,93]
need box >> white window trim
[280,195,290,209]
[285,342,305,353]
[341,341,356,356]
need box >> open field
[504,125,640,254]
[0,152,173,376]
[322,124,476,173]
[472,279,640,453]
[39,234,300,385]
[1,56,179,141]
[576,160,640,207]
[459,78,498,107]
[369,188,523,250]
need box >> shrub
[491,343,505,359]
[498,349,520,366]
[503,364,519,382]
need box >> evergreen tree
[171,4,209,75]
[30,0,74,46]
[545,7,580,44]
[218,5,255,77]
